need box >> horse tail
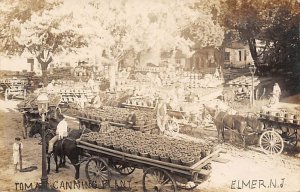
[222,113,228,141]
[222,122,225,141]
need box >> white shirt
[13,142,23,164]
[47,83,54,91]
[273,85,281,95]
[56,119,68,139]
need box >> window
[225,52,230,61]
[176,59,181,65]
[239,50,242,61]
[244,50,247,61]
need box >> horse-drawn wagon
[203,104,300,155]
[17,92,62,138]
[76,106,158,133]
[75,127,225,191]
[257,109,299,155]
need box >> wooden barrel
[293,115,300,125]
[276,112,284,122]
[260,109,266,118]
[285,113,294,123]
[267,111,276,121]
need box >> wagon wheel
[85,157,109,189]
[112,164,135,175]
[259,130,284,155]
[143,167,177,192]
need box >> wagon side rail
[77,116,158,132]
[76,139,223,177]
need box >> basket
[160,156,171,163]
[140,151,149,158]
[150,153,160,160]
[170,157,181,165]
[181,158,195,167]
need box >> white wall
[0,56,31,71]
[140,48,161,66]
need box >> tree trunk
[36,49,53,87]
[41,69,48,87]
[247,38,258,65]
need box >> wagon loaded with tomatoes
[257,109,300,155]
[76,106,158,133]
[76,127,226,191]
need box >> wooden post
[19,143,22,171]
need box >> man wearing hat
[13,137,23,173]
[48,114,68,155]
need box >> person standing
[13,137,23,173]
[214,67,220,79]
[87,75,95,91]
[48,114,68,155]
[91,93,103,109]
[272,83,281,103]
[154,98,168,133]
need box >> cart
[17,93,62,138]
[257,110,299,155]
[76,138,225,191]
[77,116,158,133]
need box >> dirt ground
[0,99,300,192]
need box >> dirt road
[0,100,299,192]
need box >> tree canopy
[219,0,300,69]
[0,0,225,85]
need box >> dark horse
[49,127,92,179]
[27,108,68,172]
[203,104,248,146]
[29,109,93,179]
[203,104,264,147]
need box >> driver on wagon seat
[48,114,68,155]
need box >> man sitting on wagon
[125,111,137,129]
[48,114,68,155]
[91,93,103,109]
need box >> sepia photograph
[0,0,299,191]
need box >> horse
[49,127,92,179]
[27,107,71,171]
[244,113,265,133]
[203,104,248,146]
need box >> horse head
[203,104,217,118]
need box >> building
[224,42,253,68]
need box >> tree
[219,0,300,69]
[1,0,225,87]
